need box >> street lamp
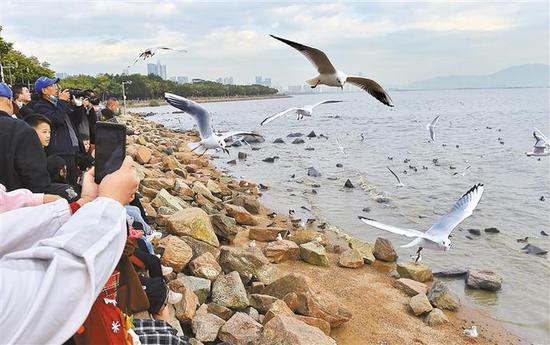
[121,80,132,116]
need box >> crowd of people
[0,78,194,344]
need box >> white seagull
[463,325,478,338]
[335,138,347,155]
[260,100,342,125]
[132,46,187,65]
[387,166,404,187]
[358,183,484,256]
[526,127,550,156]
[427,115,441,141]
[270,34,393,107]
[452,166,471,177]
[164,92,261,156]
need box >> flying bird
[427,115,441,141]
[358,183,484,256]
[452,166,471,177]
[335,138,347,155]
[270,34,393,106]
[164,92,260,156]
[387,166,404,187]
[260,100,342,125]
[132,46,187,65]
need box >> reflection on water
[132,88,550,343]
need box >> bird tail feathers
[306,77,319,86]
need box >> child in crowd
[24,113,52,149]
[47,155,69,184]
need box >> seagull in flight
[387,166,404,187]
[335,138,347,155]
[270,34,393,107]
[132,46,187,65]
[164,92,260,156]
[358,183,484,256]
[427,115,440,141]
[260,100,342,125]
[452,166,471,177]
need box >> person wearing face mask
[33,77,85,185]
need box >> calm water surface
[132,88,550,344]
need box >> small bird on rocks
[276,233,283,241]
[463,325,478,338]
[249,240,256,248]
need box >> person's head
[47,155,68,183]
[0,82,14,115]
[106,97,119,112]
[24,113,52,148]
[12,85,31,104]
[82,134,90,152]
[34,76,60,100]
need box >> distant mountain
[405,64,549,90]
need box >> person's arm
[13,125,52,193]
[0,198,71,256]
[0,187,44,213]
[0,197,127,345]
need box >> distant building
[146,61,166,79]
[255,76,263,85]
[223,76,234,85]
[55,72,69,80]
[158,62,167,80]
[192,78,206,84]
[177,76,189,84]
[287,85,303,93]
[216,77,223,84]
[147,63,158,76]
[263,77,271,87]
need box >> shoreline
[127,94,290,108]
[122,111,524,344]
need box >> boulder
[393,278,428,296]
[300,242,329,267]
[263,240,300,263]
[166,208,219,247]
[396,262,433,282]
[219,312,263,345]
[274,138,285,143]
[484,227,500,234]
[287,132,303,137]
[142,177,176,191]
[466,269,502,291]
[468,229,481,236]
[424,308,449,326]
[181,235,221,261]
[210,214,239,239]
[207,303,235,321]
[409,293,433,316]
[521,244,548,255]
[249,294,280,313]
[193,181,221,203]
[212,271,249,309]
[264,299,295,324]
[289,230,328,246]
[259,315,336,345]
[232,194,261,214]
[249,227,287,242]
[219,246,270,280]
[167,281,199,323]
[225,204,258,226]
[348,238,376,264]
[174,179,195,200]
[307,167,321,177]
[338,249,365,268]
[206,179,222,195]
[373,237,398,262]
[427,280,460,311]
[343,179,354,188]
[192,313,225,343]
[307,131,317,138]
[433,269,468,278]
[152,189,188,211]
[161,237,193,272]
[189,252,223,281]
[294,315,331,336]
[177,275,212,305]
[292,138,305,144]
[162,155,181,171]
[136,145,152,164]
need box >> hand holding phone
[94,123,127,184]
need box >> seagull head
[442,239,451,251]
[217,139,229,155]
[336,71,347,89]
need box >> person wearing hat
[33,76,84,185]
[0,82,15,118]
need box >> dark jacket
[100,107,115,121]
[12,102,34,120]
[33,98,84,156]
[0,111,51,192]
[71,105,97,144]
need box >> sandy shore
[122,111,524,345]
[127,94,289,108]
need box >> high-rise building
[223,76,234,85]
[216,77,223,84]
[255,76,263,85]
[147,63,158,76]
[263,77,271,87]
[55,72,69,80]
[158,63,167,80]
[176,76,189,84]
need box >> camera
[68,89,100,105]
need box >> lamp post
[121,80,132,116]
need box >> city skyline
[1,1,547,89]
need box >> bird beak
[340,86,344,91]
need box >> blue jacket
[33,98,84,156]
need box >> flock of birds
[151,34,549,263]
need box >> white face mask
[47,95,58,103]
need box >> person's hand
[98,156,139,205]
[77,167,99,207]
[72,95,83,107]
[59,89,70,101]
[43,194,62,203]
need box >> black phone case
[94,122,127,184]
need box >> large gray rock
[212,271,249,309]
[177,274,212,305]
[219,245,270,280]
[219,312,263,345]
[424,308,449,326]
[188,252,222,281]
[396,262,433,282]
[393,278,428,296]
[167,207,219,247]
[300,241,329,267]
[192,313,225,342]
[466,269,502,291]
[427,280,460,311]
[210,213,238,239]
[181,235,221,261]
[161,236,193,272]
[232,194,261,214]
[249,294,280,313]
[258,315,336,345]
[373,237,398,262]
[152,189,188,211]
[263,240,300,263]
[337,249,364,268]
[348,237,376,264]
[409,293,433,316]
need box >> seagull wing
[219,131,262,142]
[345,76,393,107]
[358,216,435,240]
[309,100,343,110]
[164,92,213,139]
[386,166,402,185]
[270,35,336,74]
[534,127,550,145]
[156,46,188,53]
[427,115,440,141]
[261,108,299,126]
[426,183,484,239]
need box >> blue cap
[0,82,13,99]
[34,76,60,95]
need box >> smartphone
[94,122,127,184]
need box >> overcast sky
[1,0,548,87]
